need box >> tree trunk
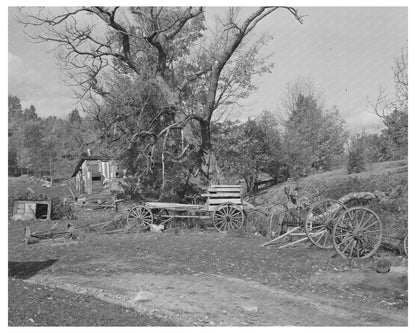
[198,119,222,184]
[49,158,53,186]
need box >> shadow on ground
[9,260,58,279]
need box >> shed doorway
[35,203,49,219]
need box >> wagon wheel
[403,234,408,257]
[333,207,383,259]
[213,205,244,232]
[305,199,347,249]
[126,205,153,231]
[268,204,289,239]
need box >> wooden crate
[204,185,243,212]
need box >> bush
[50,197,75,220]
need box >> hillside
[248,160,408,247]
[8,176,72,199]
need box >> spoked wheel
[403,234,408,257]
[333,207,383,259]
[268,204,289,239]
[213,205,244,232]
[126,205,154,231]
[305,199,347,249]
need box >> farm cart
[264,197,384,259]
[126,185,248,232]
[305,199,383,259]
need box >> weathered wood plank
[204,193,242,198]
[208,188,241,192]
[209,185,242,188]
[160,215,211,219]
[145,202,205,211]
[208,198,242,205]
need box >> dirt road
[25,269,407,326]
[9,224,408,326]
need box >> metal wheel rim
[333,207,382,259]
[127,206,154,230]
[269,204,288,239]
[305,199,346,249]
[213,205,244,231]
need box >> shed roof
[71,156,111,178]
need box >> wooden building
[13,200,51,220]
[69,156,119,197]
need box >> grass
[8,176,72,199]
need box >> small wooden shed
[13,200,51,220]
[70,156,118,197]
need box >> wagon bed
[145,202,206,211]
[127,185,247,231]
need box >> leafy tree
[8,95,24,175]
[18,6,303,192]
[213,111,285,193]
[7,93,96,179]
[316,106,348,170]
[68,109,82,124]
[8,95,23,130]
[21,121,44,175]
[8,142,19,176]
[23,105,38,122]
[283,93,347,178]
[347,134,367,174]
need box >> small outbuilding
[69,155,120,197]
[13,200,51,220]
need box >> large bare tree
[17,6,303,184]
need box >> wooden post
[24,227,39,245]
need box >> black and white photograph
[7,2,409,327]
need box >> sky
[7,5,408,133]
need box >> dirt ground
[8,217,408,326]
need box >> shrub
[50,197,75,220]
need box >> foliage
[8,95,93,181]
[369,47,408,158]
[345,130,406,174]
[23,105,38,122]
[283,93,347,178]
[8,148,19,176]
[381,109,407,159]
[213,111,286,192]
[17,6,302,186]
[50,197,75,220]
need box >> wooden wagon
[126,185,248,232]
[266,197,384,260]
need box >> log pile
[24,224,77,245]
